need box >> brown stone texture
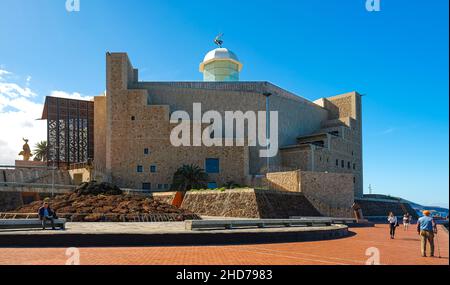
[298,171,354,218]
[266,170,354,218]
[10,191,199,221]
[180,189,320,218]
[181,189,259,218]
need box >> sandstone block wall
[266,170,354,217]
[180,189,321,218]
[298,171,354,218]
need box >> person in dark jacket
[38,201,56,230]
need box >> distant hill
[362,194,449,218]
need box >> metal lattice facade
[41,97,94,168]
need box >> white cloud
[0,82,37,98]
[49,90,93,101]
[0,68,92,164]
[0,69,12,80]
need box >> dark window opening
[142,183,151,190]
[131,116,136,121]
[311,141,324,147]
[205,158,220,173]
[341,160,344,168]
[137,165,143,173]
[144,148,149,155]
[150,165,157,173]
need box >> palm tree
[172,164,208,191]
[33,141,48,161]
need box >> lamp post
[51,144,59,198]
[262,91,272,174]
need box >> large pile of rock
[12,182,199,222]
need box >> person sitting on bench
[38,201,56,230]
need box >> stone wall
[266,170,354,218]
[298,171,354,218]
[94,95,107,180]
[266,171,299,192]
[1,168,72,185]
[181,189,320,218]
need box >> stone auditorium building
[39,45,364,217]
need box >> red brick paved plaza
[0,224,448,265]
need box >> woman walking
[388,212,398,239]
[403,213,410,231]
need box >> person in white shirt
[387,212,398,239]
[403,213,411,231]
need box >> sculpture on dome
[214,33,224,48]
[18,138,32,161]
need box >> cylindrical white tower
[199,48,243,82]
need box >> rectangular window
[150,165,157,173]
[157,184,163,190]
[164,184,169,189]
[142,183,151,190]
[207,182,218,189]
[144,148,149,155]
[347,162,351,169]
[205,158,220,173]
[336,159,339,166]
[341,160,345,168]
[137,165,143,173]
[353,163,356,170]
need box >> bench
[0,219,67,230]
[185,218,332,231]
[290,216,357,224]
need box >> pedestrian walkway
[0,224,447,265]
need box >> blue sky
[0,0,448,207]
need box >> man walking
[417,210,437,257]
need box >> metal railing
[0,212,201,222]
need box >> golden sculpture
[18,138,32,161]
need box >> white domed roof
[203,48,239,62]
[199,48,243,72]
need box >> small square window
[144,148,149,155]
[137,165,143,173]
[205,158,219,173]
[150,165,157,173]
[131,116,136,121]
